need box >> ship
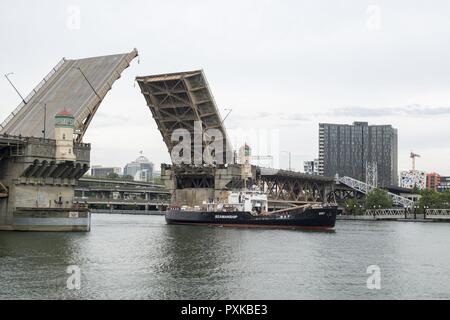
[165,188,339,230]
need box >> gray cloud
[2,0,450,174]
[90,111,154,128]
[322,105,450,118]
[235,112,309,121]
[232,105,450,124]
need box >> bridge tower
[238,143,252,183]
[54,110,76,162]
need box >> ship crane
[410,152,421,171]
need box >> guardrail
[365,208,408,218]
[0,58,67,131]
[90,209,165,215]
[74,198,168,205]
[425,209,450,219]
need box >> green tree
[106,172,120,179]
[411,186,421,194]
[364,188,393,209]
[441,191,450,208]
[344,198,361,215]
[418,189,449,209]
[151,177,162,185]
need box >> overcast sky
[1,0,450,175]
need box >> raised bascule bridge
[136,70,336,210]
[0,49,138,231]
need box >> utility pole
[4,73,26,104]
[34,102,47,138]
[221,108,232,124]
[42,103,47,139]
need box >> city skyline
[1,1,450,175]
[90,153,156,173]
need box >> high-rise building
[401,170,426,189]
[426,172,441,191]
[318,122,398,186]
[134,169,151,182]
[124,155,154,181]
[304,159,319,175]
[438,176,450,192]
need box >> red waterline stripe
[166,222,335,231]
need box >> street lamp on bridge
[34,102,47,139]
[4,72,26,105]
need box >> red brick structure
[426,172,441,191]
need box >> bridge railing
[90,209,165,215]
[0,58,67,131]
[425,209,450,219]
[365,208,407,218]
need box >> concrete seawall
[1,208,91,231]
[90,209,165,216]
[337,214,450,223]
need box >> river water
[0,214,449,300]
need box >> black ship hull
[165,206,339,230]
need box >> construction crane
[410,152,421,171]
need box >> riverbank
[90,209,165,216]
[337,214,450,223]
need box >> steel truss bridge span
[337,176,414,208]
[255,168,335,204]
[136,70,233,165]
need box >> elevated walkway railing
[337,176,414,208]
[426,209,450,219]
[365,208,407,218]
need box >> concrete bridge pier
[0,133,90,231]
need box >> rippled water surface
[1,214,449,299]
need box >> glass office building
[124,156,154,182]
[318,122,398,187]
